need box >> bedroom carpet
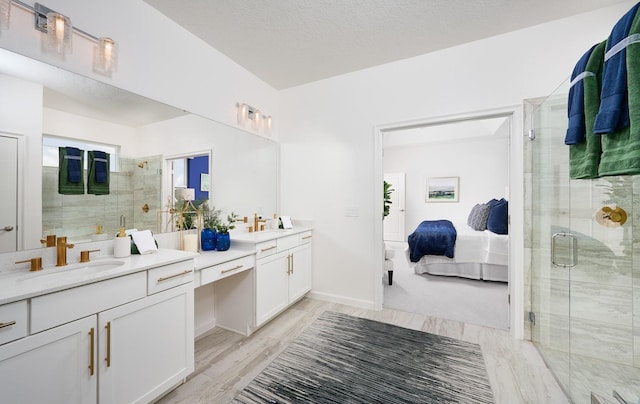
[383,242,509,330]
[232,311,494,404]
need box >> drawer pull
[0,321,16,329]
[221,265,243,274]
[89,328,95,376]
[302,235,312,240]
[260,246,276,253]
[157,269,193,283]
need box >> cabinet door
[0,316,97,404]
[255,251,289,327]
[98,284,194,404]
[288,243,312,303]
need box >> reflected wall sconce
[236,102,272,136]
[0,1,118,76]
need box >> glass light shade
[0,0,10,30]
[264,115,272,135]
[237,103,248,126]
[253,110,261,130]
[46,12,72,53]
[93,37,118,76]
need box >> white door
[0,135,18,253]
[383,172,405,242]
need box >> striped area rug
[233,311,494,403]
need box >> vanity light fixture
[3,1,118,76]
[236,102,272,136]
[0,0,11,29]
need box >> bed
[406,221,509,282]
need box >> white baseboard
[307,290,376,310]
[194,319,216,340]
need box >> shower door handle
[551,232,578,268]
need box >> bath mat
[233,311,494,403]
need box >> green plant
[175,198,206,230]
[383,180,394,219]
[216,212,238,234]
[202,203,222,230]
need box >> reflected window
[42,134,119,171]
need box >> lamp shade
[175,188,195,201]
[46,12,72,53]
[93,37,118,76]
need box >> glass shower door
[530,82,639,403]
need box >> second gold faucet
[56,236,74,266]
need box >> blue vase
[216,232,230,251]
[201,228,217,251]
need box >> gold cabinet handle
[291,254,294,274]
[89,328,95,376]
[157,269,193,283]
[221,265,243,274]
[260,246,276,253]
[302,235,312,240]
[105,321,111,368]
[0,321,16,329]
[287,254,292,275]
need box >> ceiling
[144,0,628,90]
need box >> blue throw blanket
[593,2,640,134]
[408,220,457,262]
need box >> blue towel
[565,45,597,145]
[593,2,640,134]
[65,147,82,183]
[407,220,457,262]
[93,151,108,183]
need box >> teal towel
[58,147,85,195]
[87,151,110,195]
[570,41,606,179]
[599,9,640,176]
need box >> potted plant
[215,212,238,251]
[201,203,222,251]
[384,180,394,219]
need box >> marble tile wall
[525,93,639,402]
[42,155,162,243]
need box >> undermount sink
[18,260,126,281]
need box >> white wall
[384,134,509,236]
[278,2,636,314]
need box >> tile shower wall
[526,92,640,402]
[42,155,162,243]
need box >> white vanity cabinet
[255,231,312,327]
[0,256,195,404]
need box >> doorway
[376,109,520,331]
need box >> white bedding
[407,223,508,282]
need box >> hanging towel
[87,150,110,195]
[565,44,597,145]
[599,8,640,176]
[593,2,640,134]
[58,147,85,195]
[570,41,606,179]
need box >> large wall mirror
[0,48,278,251]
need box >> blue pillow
[487,199,508,234]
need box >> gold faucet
[56,237,75,266]
[40,234,56,247]
[15,257,43,271]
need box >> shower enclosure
[528,81,639,403]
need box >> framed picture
[425,177,459,203]
[200,173,210,192]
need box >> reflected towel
[58,147,84,195]
[593,2,640,134]
[87,151,110,195]
[599,9,640,176]
[565,44,597,145]
[570,41,606,179]
[131,230,158,255]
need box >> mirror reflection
[0,48,278,251]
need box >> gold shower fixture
[137,161,148,168]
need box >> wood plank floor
[156,298,569,404]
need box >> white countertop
[229,227,312,244]
[0,249,197,305]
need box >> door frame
[0,132,25,251]
[373,105,524,338]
